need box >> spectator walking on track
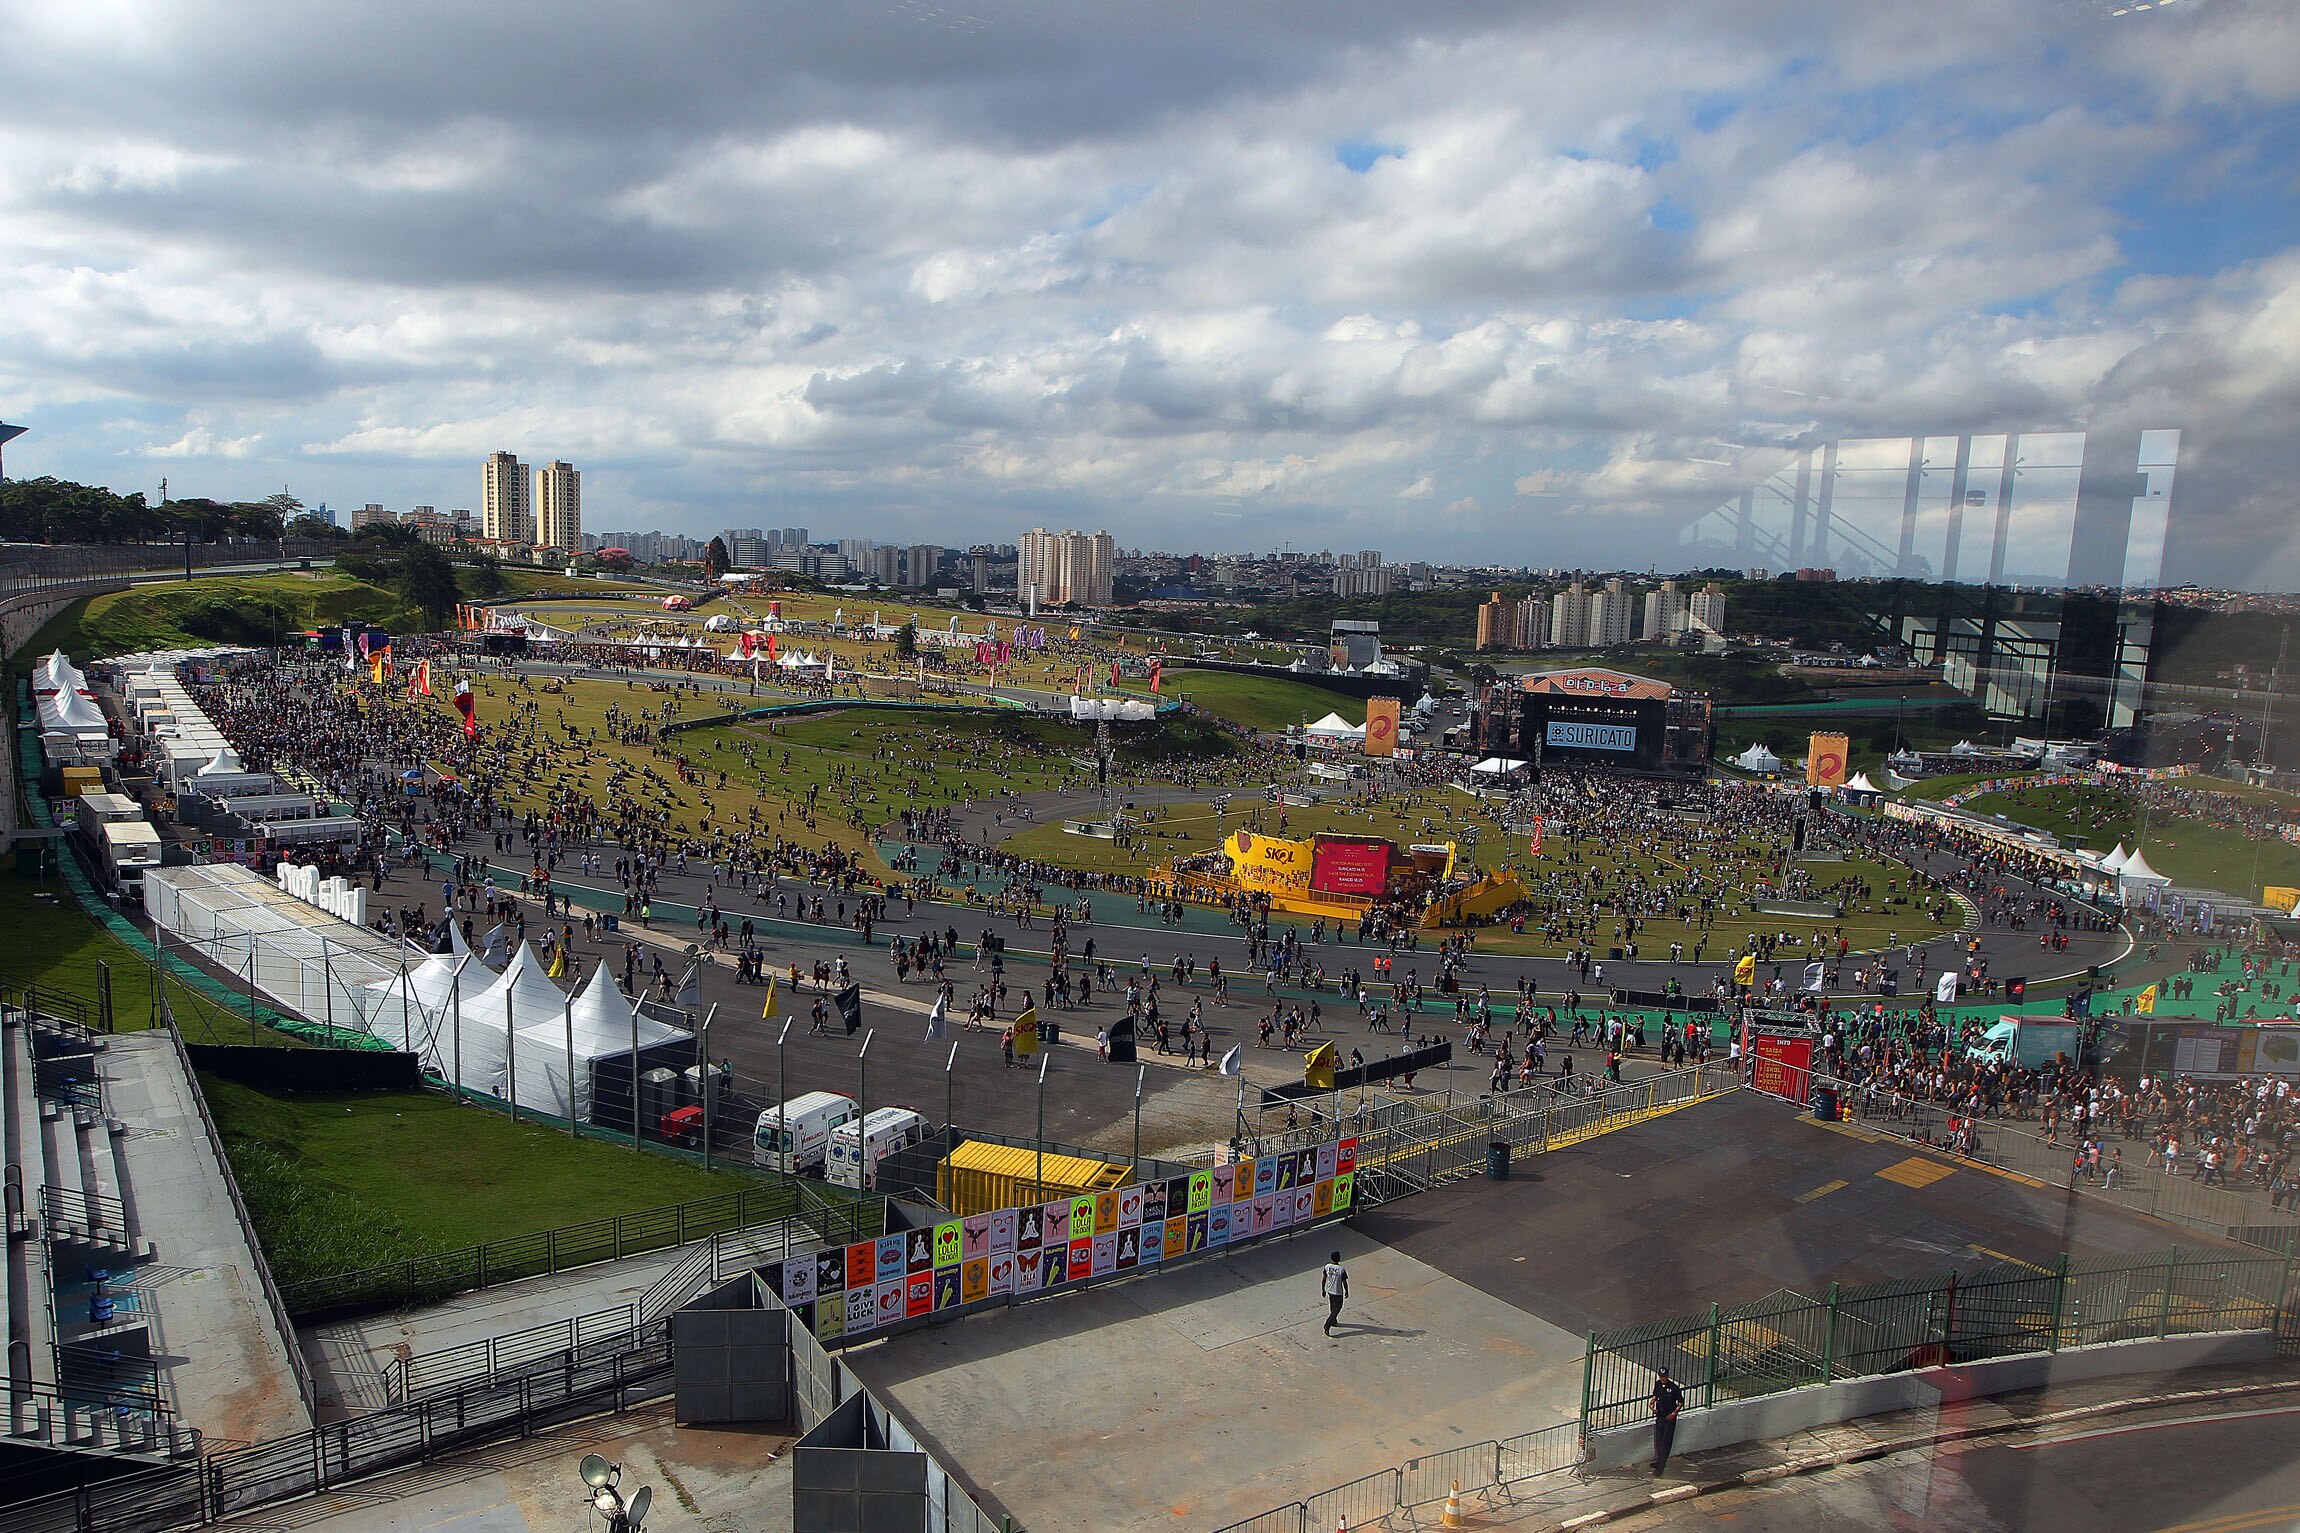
[1320,1251,1349,1335]
[1651,1367,1686,1475]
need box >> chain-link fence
[1582,1244,2292,1435]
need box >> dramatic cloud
[0,0,2294,584]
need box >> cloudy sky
[3,0,2297,584]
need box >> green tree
[398,542,461,629]
[895,621,918,659]
[704,536,731,580]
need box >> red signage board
[1748,1031,1814,1104]
[1309,836,1391,896]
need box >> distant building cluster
[479,451,582,553]
[1475,579,1725,652]
[1018,527,1116,608]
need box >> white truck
[825,1107,929,1191]
[751,1091,858,1174]
[100,822,163,900]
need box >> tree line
[0,475,300,544]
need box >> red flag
[1149,660,1161,694]
[767,634,779,661]
[1110,660,1121,687]
[409,660,432,697]
[453,677,476,739]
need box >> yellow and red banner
[1363,696,1400,757]
[1806,733,1849,787]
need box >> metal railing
[1210,1420,1587,1533]
[383,1303,658,1404]
[279,1177,884,1320]
[1330,1063,1739,1202]
[11,1330,673,1533]
[41,1183,128,1240]
[1582,1243,2293,1436]
[1749,1058,2300,1254]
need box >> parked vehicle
[826,1107,929,1191]
[751,1091,858,1173]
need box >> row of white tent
[33,650,113,763]
[146,863,694,1121]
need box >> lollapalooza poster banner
[762,1138,1358,1345]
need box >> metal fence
[1332,1063,1740,1202]
[11,1334,672,1533]
[1210,1420,1587,1533]
[1752,1058,2300,1255]
[278,1177,884,1319]
[1582,1244,2293,1435]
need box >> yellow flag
[761,976,780,1020]
[1014,1005,1039,1057]
[1733,953,1757,987]
[2135,984,2157,1015]
[369,653,385,684]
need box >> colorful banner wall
[762,1136,1358,1346]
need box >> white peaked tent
[1844,771,1881,794]
[1733,743,1783,773]
[357,952,488,1055]
[1950,740,1984,756]
[1304,712,1363,741]
[445,944,574,1100]
[2117,849,2170,890]
[703,614,735,632]
[506,963,694,1121]
[2099,843,2130,874]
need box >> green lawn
[21,570,415,662]
[1118,668,1374,732]
[203,1076,759,1285]
[1957,782,2300,898]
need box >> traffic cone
[1441,1479,1466,1528]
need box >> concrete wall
[1588,1329,2278,1467]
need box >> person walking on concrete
[1651,1367,1686,1475]
[1320,1251,1349,1335]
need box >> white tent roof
[2118,849,2170,884]
[1470,757,1529,775]
[1304,712,1362,737]
[1845,771,1879,793]
[197,745,248,776]
[1950,740,1983,755]
[2100,842,2130,873]
[1733,744,1782,771]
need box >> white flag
[1218,1044,1243,1077]
[925,992,948,1040]
[1936,971,1958,1004]
[1802,961,1825,993]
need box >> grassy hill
[1118,667,1369,732]
[21,569,417,662]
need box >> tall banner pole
[506,989,518,1121]
[1036,1052,1049,1203]
[700,1002,718,1170]
[631,974,642,1152]
[565,983,579,1140]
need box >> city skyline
[1,4,2295,586]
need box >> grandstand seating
[2,1004,193,1462]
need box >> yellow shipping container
[937,1140,1130,1218]
[58,766,103,798]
